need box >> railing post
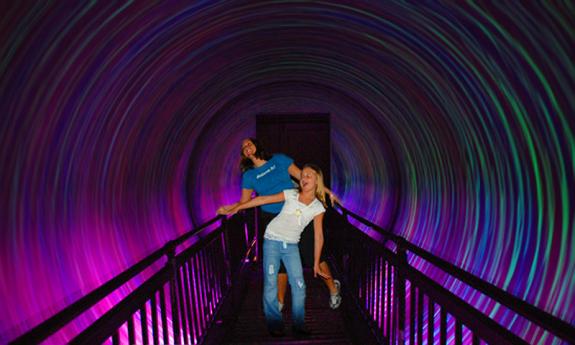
[222,216,232,286]
[254,207,260,262]
[166,241,180,344]
[340,208,351,282]
[395,237,408,345]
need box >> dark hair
[240,137,272,172]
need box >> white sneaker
[329,279,342,309]
[279,301,284,312]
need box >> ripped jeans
[262,239,306,330]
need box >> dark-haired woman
[218,138,342,312]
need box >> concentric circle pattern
[1,2,573,343]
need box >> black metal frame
[10,214,254,345]
[329,204,575,344]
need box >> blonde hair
[300,163,327,207]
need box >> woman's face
[241,139,256,158]
[300,167,318,193]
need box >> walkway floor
[223,263,354,345]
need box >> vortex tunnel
[0,1,573,343]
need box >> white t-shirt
[264,189,326,243]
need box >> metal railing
[328,205,575,345]
[11,203,573,344]
[11,213,255,345]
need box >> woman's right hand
[217,206,237,215]
[314,264,332,279]
[217,206,230,215]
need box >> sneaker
[278,301,284,312]
[292,325,311,338]
[329,279,342,309]
[269,328,285,337]
[334,279,341,292]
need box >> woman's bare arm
[218,192,285,215]
[217,188,253,214]
[313,213,331,278]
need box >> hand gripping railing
[10,213,254,345]
[330,204,575,345]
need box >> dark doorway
[256,113,331,186]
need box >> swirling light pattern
[1,1,573,343]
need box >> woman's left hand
[329,193,341,206]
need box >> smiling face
[241,139,256,158]
[299,167,318,193]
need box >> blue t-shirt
[241,154,296,213]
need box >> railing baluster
[160,285,168,345]
[212,236,222,304]
[199,251,208,329]
[380,256,385,339]
[372,248,377,317]
[390,263,396,345]
[183,261,194,344]
[140,304,149,345]
[187,256,199,341]
[472,333,480,345]
[440,307,447,345]
[428,298,434,345]
[361,248,366,310]
[208,241,218,313]
[369,250,377,323]
[455,320,462,345]
[379,257,385,332]
[127,315,135,345]
[176,263,189,343]
[375,252,379,326]
[382,256,386,332]
[221,217,233,286]
[218,234,225,296]
[204,245,212,317]
[167,245,181,345]
[190,254,200,335]
[195,253,206,333]
[112,330,120,345]
[397,240,407,345]
[386,259,392,341]
[417,289,423,345]
[410,281,415,345]
[151,293,159,345]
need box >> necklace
[294,209,303,225]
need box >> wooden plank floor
[223,263,354,345]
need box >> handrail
[335,203,575,343]
[10,215,225,345]
[172,215,225,246]
[340,205,402,243]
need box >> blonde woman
[219,164,329,337]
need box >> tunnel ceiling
[0,1,573,343]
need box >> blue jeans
[262,239,306,330]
